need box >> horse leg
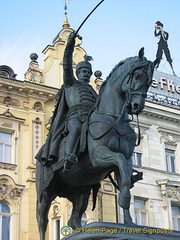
[67,187,91,229]
[94,145,131,209]
[36,188,56,240]
[123,209,134,225]
[115,169,134,225]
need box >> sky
[0,0,180,81]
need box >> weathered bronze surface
[35,32,157,240]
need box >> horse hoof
[68,219,81,230]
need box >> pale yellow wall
[43,28,87,89]
[0,75,58,240]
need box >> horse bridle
[123,63,152,146]
[93,62,152,145]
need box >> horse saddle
[89,111,121,140]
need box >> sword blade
[75,0,104,35]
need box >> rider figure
[63,32,98,172]
[35,32,97,169]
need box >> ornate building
[0,11,179,240]
[0,62,57,240]
[118,71,180,230]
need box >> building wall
[0,73,58,240]
[117,72,180,230]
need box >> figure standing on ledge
[154,21,176,75]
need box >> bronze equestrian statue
[35,32,158,240]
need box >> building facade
[0,17,179,240]
[118,71,180,230]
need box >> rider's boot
[63,153,78,174]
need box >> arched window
[0,202,10,240]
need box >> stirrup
[65,153,78,164]
[63,153,78,174]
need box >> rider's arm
[154,29,161,37]
[63,32,76,87]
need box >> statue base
[62,222,180,240]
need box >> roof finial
[62,0,70,28]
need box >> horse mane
[99,56,139,96]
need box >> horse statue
[36,48,157,240]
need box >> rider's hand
[68,31,82,44]
[68,31,76,40]
[67,32,76,47]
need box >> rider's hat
[76,55,93,75]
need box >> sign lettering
[151,77,180,95]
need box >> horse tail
[92,182,101,211]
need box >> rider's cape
[35,85,68,165]
[35,86,69,201]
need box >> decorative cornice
[0,162,17,171]
[142,109,180,123]
[0,109,25,121]
[158,127,180,143]
[0,175,24,200]
[157,179,180,207]
[167,187,180,201]
[0,76,57,100]
[143,102,180,124]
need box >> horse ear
[153,58,160,68]
[138,47,144,59]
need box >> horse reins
[93,62,151,145]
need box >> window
[132,152,142,166]
[134,199,147,225]
[0,132,12,163]
[165,148,175,173]
[172,206,180,231]
[55,219,60,240]
[0,202,11,240]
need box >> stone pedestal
[62,222,180,240]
